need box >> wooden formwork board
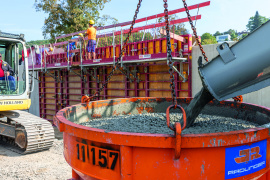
[39,60,191,121]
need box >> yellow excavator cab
[0,32,54,154]
[0,32,30,110]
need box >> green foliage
[98,14,188,48]
[201,33,217,45]
[34,0,113,40]
[157,15,189,36]
[238,33,248,41]
[224,29,236,36]
[98,32,154,47]
[17,40,50,56]
[246,11,269,32]
[27,40,50,46]
[213,31,222,37]
[230,32,238,41]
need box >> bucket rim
[54,97,270,148]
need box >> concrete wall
[29,71,40,116]
[192,43,270,108]
[19,64,39,116]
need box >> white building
[216,34,231,42]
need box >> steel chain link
[182,0,208,62]
[163,0,177,107]
[87,0,143,101]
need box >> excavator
[0,31,54,154]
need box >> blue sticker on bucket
[225,139,267,179]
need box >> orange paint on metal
[155,41,160,53]
[170,39,175,52]
[81,95,90,103]
[233,95,243,102]
[148,41,153,54]
[137,43,142,55]
[106,47,110,58]
[174,122,181,159]
[54,97,270,179]
[166,104,186,131]
[161,40,166,53]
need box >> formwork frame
[34,17,198,121]
[38,59,191,121]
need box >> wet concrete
[79,113,260,135]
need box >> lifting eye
[219,44,225,50]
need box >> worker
[20,48,29,65]
[85,20,97,60]
[77,33,84,48]
[67,36,79,64]
[0,53,15,91]
[36,47,53,65]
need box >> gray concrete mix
[79,113,259,135]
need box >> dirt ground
[0,127,72,180]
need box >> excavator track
[0,110,55,154]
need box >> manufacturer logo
[234,146,262,164]
[225,140,266,179]
[139,54,151,59]
[93,59,101,62]
[0,100,24,105]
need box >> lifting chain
[182,0,208,62]
[82,0,143,103]
[164,0,186,133]
[163,0,177,108]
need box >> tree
[34,0,113,40]
[213,31,222,37]
[238,33,248,41]
[201,33,217,45]
[157,15,189,37]
[230,32,238,41]
[246,11,269,32]
[224,29,236,36]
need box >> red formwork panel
[39,62,191,121]
[37,34,194,121]
[45,37,175,66]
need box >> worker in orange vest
[85,20,97,60]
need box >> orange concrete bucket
[54,97,270,180]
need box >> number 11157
[76,143,119,170]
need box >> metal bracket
[172,65,186,82]
[70,68,86,83]
[116,66,134,82]
[216,42,236,64]
[179,49,183,58]
[131,49,138,52]
[122,65,140,83]
[43,70,62,83]
[83,68,99,83]
[29,71,40,82]
[168,58,188,82]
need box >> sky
[1,0,270,41]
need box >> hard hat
[49,47,53,51]
[89,20,95,25]
[71,36,79,39]
[78,33,84,37]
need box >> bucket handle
[166,105,186,159]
